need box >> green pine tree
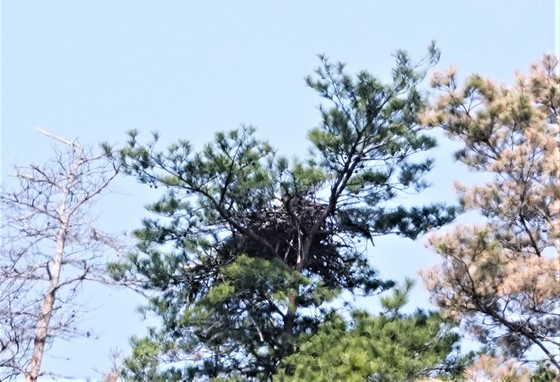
[274,279,467,382]
[109,43,458,381]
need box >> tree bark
[26,211,68,382]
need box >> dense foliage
[274,280,465,382]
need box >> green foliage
[530,363,559,382]
[274,280,464,382]
[112,44,458,380]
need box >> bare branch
[0,130,122,382]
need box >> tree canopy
[109,44,459,381]
[422,54,560,377]
[274,279,465,382]
[1,43,557,382]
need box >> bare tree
[0,130,120,381]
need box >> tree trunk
[281,295,296,359]
[26,215,68,382]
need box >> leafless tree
[0,130,120,382]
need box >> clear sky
[1,1,556,380]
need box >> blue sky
[1,1,557,379]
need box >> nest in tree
[217,195,339,272]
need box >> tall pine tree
[422,55,560,377]
[110,44,457,380]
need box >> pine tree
[421,55,560,375]
[110,44,457,380]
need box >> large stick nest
[216,195,358,288]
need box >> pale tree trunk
[26,202,69,382]
[0,130,120,381]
